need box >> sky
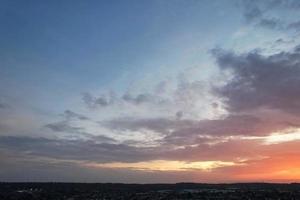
[1,0,300,183]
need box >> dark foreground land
[0,182,300,200]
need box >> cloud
[287,20,300,31]
[0,100,10,110]
[64,110,89,120]
[243,3,262,23]
[1,134,300,167]
[162,115,264,147]
[175,111,183,119]
[82,90,168,109]
[0,136,156,163]
[258,18,283,30]
[45,120,116,143]
[24,43,300,182]
[2,0,300,183]
[101,117,193,134]
[239,0,300,31]
[45,121,83,133]
[0,150,219,183]
[240,0,279,28]
[1,145,299,183]
[82,92,115,108]
[90,44,300,153]
[102,112,294,148]
[212,46,300,114]
[80,76,218,120]
[122,93,159,105]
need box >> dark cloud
[103,112,292,137]
[1,140,300,182]
[242,1,263,23]
[122,93,154,105]
[82,90,167,109]
[0,135,255,165]
[39,44,300,168]
[212,46,300,114]
[240,0,277,26]
[45,121,83,133]
[167,115,261,137]
[45,121,116,143]
[1,134,300,168]
[258,18,283,30]
[82,92,115,108]
[101,117,195,135]
[101,113,294,149]
[64,110,89,120]
[0,136,157,163]
[103,48,300,146]
[161,114,294,147]
[274,38,294,45]
[0,150,206,183]
[287,20,300,31]
[154,81,168,93]
[0,102,9,109]
[175,111,183,119]
[240,0,300,30]
[2,0,300,183]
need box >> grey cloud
[68,44,300,157]
[0,136,157,163]
[212,46,300,114]
[169,138,300,164]
[45,120,116,143]
[45,121,92,139]
[162,114,269,147]
[154,81,168,93]
[242,1,262,23]
[64,110,89,120]
[1,139,300,182]
[82,90,167,109]
[266,0,300,9]
[240,0,300,30]
[92,135,117,143]
[82,75,207,111]
[241,0,300,17]
[122,93,154,105]
[45,121,82,133]
[287,20,300,31]
[0,102,9,109]
[274,38,294,45]
[0,135,262,165]
[82,92,114,108]
[1,133,300,173]
[95,97,112,106]
[176,111,183,119]
[258,18,283,30]
[103,115,266,136]
[82,92,95,108]
[101,117,195,135]
[0,150,204,183]
[97,45,300,150]
[101,113,290,148]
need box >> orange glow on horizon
[84,160,239,172]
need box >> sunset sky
[1,0,300,183]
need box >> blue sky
[1,0,300,183]
[0,0,241,112]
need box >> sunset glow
[263,129,300,144]
[85,160,239,171]
[1,0,300,183]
